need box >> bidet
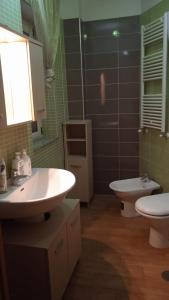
[109,177,160,217]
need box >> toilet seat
[135,193,169,217]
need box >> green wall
[142,0,162,13]
[61,0,79,19]
[80,0,141,20]
[140,0,169,191]
[0,0,68,175]
[141,0,169,23]
[60,0,163,20]
[61,0,142,20]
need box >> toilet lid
[136,193,169,216]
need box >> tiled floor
[63,195,169,300]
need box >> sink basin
[0,168,75,219]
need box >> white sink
[0,168,75,219]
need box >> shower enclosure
[64,16,140,193]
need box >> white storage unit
[0,25,46,128]
[0,28,33,127]
[64,120,93,203]
[4,199,81,300]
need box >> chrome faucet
[11,170,27,186]
[141,173,150,183]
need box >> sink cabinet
[4,199,81,300]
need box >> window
[31,120,43,139]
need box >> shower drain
[161,271,169,281]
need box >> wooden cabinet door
[49,226,68,300]
[67,204,81,276]
[29,40,46,120]
[0,224,9,300]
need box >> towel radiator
[140,13,169,133]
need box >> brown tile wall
[64,16,140,194]
[83,16,140,193]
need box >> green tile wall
[0,0,68,176]
[141,0,169,25]
[32,25,68,169]
[140,0,169,192]
[0,0,22,32]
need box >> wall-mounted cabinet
[0,25,46,128]
[4,199,81,300]
[28,38,46,121]
[64,120,93,203]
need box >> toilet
[109,178,160,217]
[135,193,169,248]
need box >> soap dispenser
[0,158,7,193]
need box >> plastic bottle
[12,152,24,176]
[21,149,32,176]
[0,158,7,193]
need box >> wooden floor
[63,195,169,300]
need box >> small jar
[12,152,24,176]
